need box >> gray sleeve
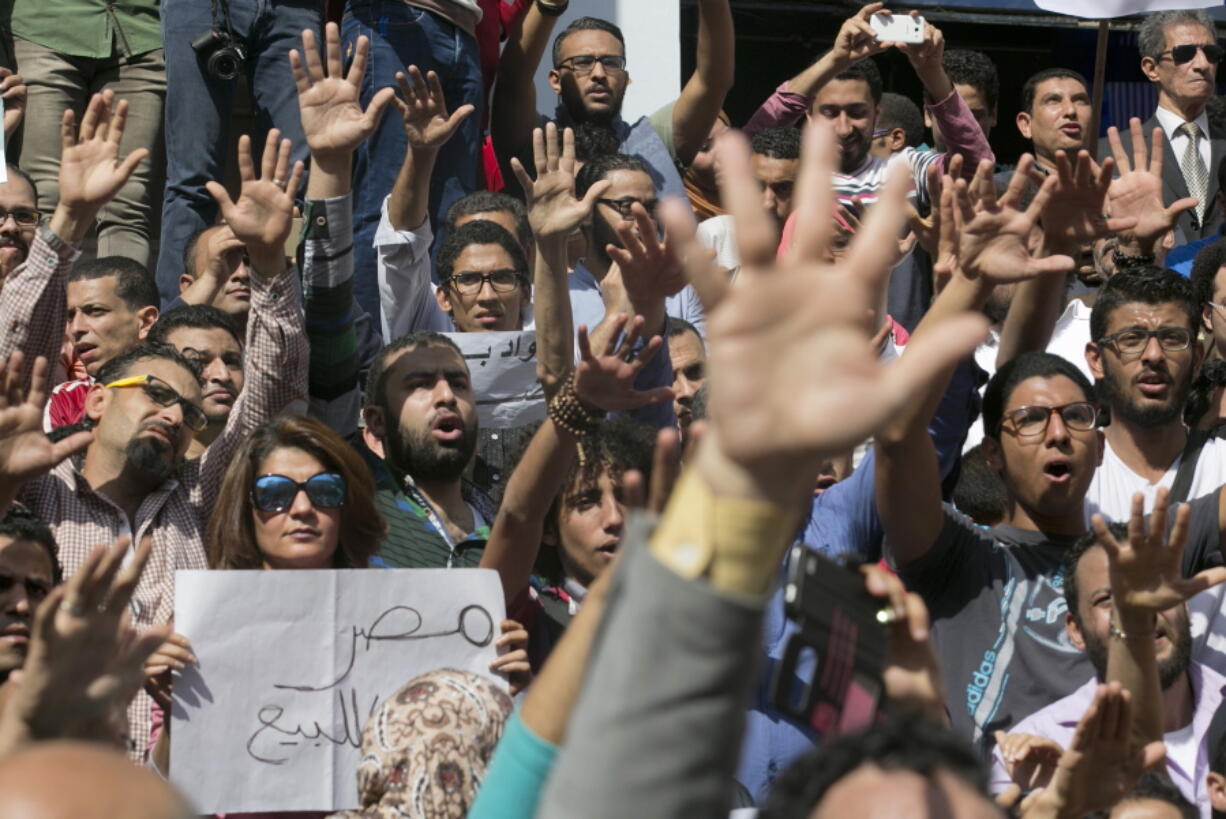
[537,517,765,819]
[896,506,994,603]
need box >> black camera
[191,30,246,81]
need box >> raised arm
[291,24,392,430]
[878,157,1074,566]
[536,121,984,819]
[0,91,147,378]
[670,0,735,167]
[1105,119,1199,263]
[491,1,564,199]
[378,66,475,341]
[195,131,309,506]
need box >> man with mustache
[1084,267,1226,518]
[0,166,41,285]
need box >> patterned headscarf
[330,669,512,819]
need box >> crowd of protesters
[8,0,1226,816]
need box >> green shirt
[12,0,162,60]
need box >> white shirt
[962,299,1094,453]
[1084,435,1226,522]
[1154,105,1212,189]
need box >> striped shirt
[7,231,309,760]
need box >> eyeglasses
[597,197,659,221]
[444,269,525,295]
[556,55,627,76]
[1004,402,1102,438]
[251,472,347,513]
[1209,301,1226,316]
[871,129,891,138]
[1159,43,1224,65]
[0,206,42,227]
[104,374,209,432]
[1096,327,1193,356]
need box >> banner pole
[1090,18,1110,159]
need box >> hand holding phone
[870,12,926,44]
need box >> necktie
[1179,121,1209,223]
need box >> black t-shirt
[899,487,1222,753]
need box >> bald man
[0,741,192,818]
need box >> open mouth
[1137,373,1170,397]
[1043,461,1072,484]
[596,541,619,558]
[432,415,464,443]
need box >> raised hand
[658,123,987,490]
[0,537,169,752]
[952,156,1076,284]
[205,129,304,269]
[395,65,475,152]
[511,123,609,240]
[995,732,1063,793]
[291,23,394,162]
[1091,489,1226,613]
[896,13,944,67]
[1016,684,1165,819]
[0,352,92,509]
[1107,118,1198,249]
[143,632,195,712]
[1041,149,1136,249]
[864,564,947,725]
[53,90,149,242]
[574,314,673,412]
[608,205,687,305]
[830,2,892,66]
[0,68,27,142]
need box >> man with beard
[0,509,58,685]
[991,509,1226,808]
[492,6,734,204]
[1084,267,1224,519]
[361,331,489,569]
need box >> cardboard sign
[170,568,505,813]
[448,330,546,428]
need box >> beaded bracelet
[548,378,603,439]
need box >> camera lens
[209,49,241,81]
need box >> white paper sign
[448,330,546,428]
[1033,0,1218,18]
[170,569,505,814]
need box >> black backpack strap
[1169,428,1211,505]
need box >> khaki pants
[13,37,164,268]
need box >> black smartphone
[770,544,887,738]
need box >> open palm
[1106,119,1198,246]
[0,353,91,492]
[206,130,303,252]
[292,24,393,158]
[57,90,148,212]
[396,65,474,151]
[511,123,609,240]
[573,316,673,413]
[1041,150,1134,248]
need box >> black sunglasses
[1160,43,1224,65]
[251,472,346,513]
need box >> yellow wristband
[649,468,801,598]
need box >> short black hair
[833,58,883,105]
[573,122,621,163]
[761,712,988,818]
[0,505,60,585]
[1192,238,1226,310]
[982,352,1096,439]
[1090,265,1199,342]
[875,93,925,149]
[93,341,202,388]
[436,220,529,288]
[942,49,999,111]
[147,304,242,349]
[1021,68,1089,115]
[1186,357,1226,427]
[1063,521,1125,630]
[750,127,802,161]
[575,152,652,200]
[1085,772,1197,819]
[444,191,532,255]
[552,16,626,68]
[5,165,38,207]
[952,444,1008,527]
[666,316,703,342]
[363,331,464,411]
[67,256,160,312]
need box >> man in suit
[1103,10,1226,245]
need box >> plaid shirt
[0,225,78,370]
[15,238,309,759]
